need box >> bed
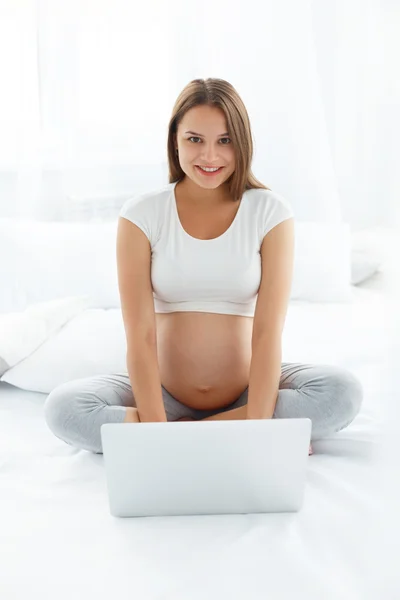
[0,272,392,600]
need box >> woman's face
[175,105,236,191]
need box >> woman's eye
[188,137,231,144]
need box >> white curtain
[0,0,398,228]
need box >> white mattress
[0,283,395,600]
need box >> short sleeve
[119,196,152,243]
[261,191,294,238]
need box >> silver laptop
[101,418,312,518]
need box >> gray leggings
[43,362,364,454]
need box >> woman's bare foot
[123,407,140,423]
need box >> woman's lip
[196,165,224,168]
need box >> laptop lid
[101,418,312,518]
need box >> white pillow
[351,252,382,285]
[0,296,91,377]
[350,229,384,285]
[1,308,127,393]
[290,222,352,302]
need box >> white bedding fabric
[0,284,395,600]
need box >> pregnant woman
[44,78,363,456]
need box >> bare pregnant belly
[155,312,253,410]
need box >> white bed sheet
[0,285,394,600]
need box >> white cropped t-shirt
[119,181,294,317]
